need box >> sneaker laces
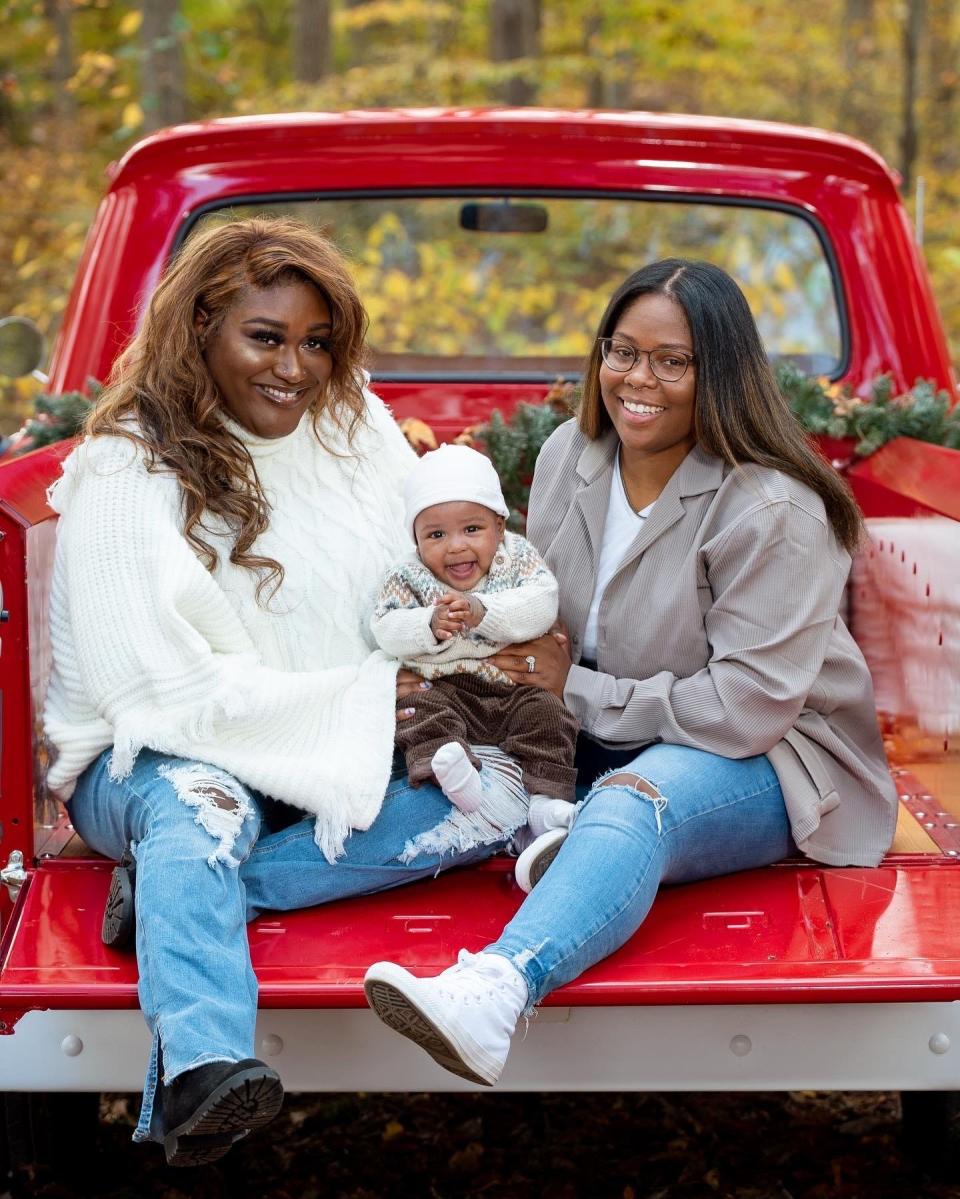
[436,950,522,1006]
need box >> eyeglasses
[598,338,696,382]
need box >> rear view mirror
[0,317,45,379]
[459,201,548,234]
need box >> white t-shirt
[581,458,655,661]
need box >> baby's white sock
[431,742,483,813]
[527,795,576,838]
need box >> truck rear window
[191,196,843,380]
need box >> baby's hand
[430,592,485,639]
[431,595,466,641]
[459,592,486,629]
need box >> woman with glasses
[364,258,898,1087]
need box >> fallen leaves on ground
[9,1090,960,1199]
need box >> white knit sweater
[43,389,416,860]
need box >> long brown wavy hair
[87,216,369,599]
[579,258,864,553]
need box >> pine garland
[776,364,960,456]
[24,388,96,449]
[0,383,98,459]
[6,371,959,498]
[470,379,576,530]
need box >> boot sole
[364,972,495,1087]
[514,827,567,893]
[101,853,136,949]
[163,1066,284,1167]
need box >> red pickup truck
[0,109,958,1172]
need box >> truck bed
[0,429,958,1093]
[4,750,960,1015]
[3,759,960,1096]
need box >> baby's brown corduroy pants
[396,671,579,801]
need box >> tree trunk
[343,0,368,68]
[42,0,75,121]
[900,0,926,191]
[141,0,186,131]
[838,0,875,139]
[293,0,332,83]
[584,9,603,108]
[249,5,289,89]
[490,0,541,106]
[926,0,958,171]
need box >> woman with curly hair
[43,218,528,1166]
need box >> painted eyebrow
[241,317,333,331]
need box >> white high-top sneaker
[364,950,528,1086]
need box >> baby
[371,444,577,890]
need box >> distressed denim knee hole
[590,768,668,834]
[156,762,254,868]
[597,771,660,798]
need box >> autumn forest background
[1,0,958,435]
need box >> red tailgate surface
[4,856,960,1020]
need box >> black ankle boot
[101,850,136,949]
[161,1058,283,1167]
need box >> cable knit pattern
[42,389,416,861]
[370,532,558,685]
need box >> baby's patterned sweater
[371,532,558,685]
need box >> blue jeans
[484,741,791,1003]
[68,741,788,1137]
[67,749,515,1142]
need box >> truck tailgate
[4,843,960,1021]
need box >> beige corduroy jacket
[527,421,897,867]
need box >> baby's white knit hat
[404,444,509,539]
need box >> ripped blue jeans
[484,741,792,1005]
[66,748,517,1142]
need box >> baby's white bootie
[527,795,576,837]
[431,742,483,813]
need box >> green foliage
[2,383,98,453]
[1,0,959,409]
[777,363,960,456]
[474,392,575,530]
[474,367,960,534]
[23,387,96,450]
[776,363,854,439]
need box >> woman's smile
[255,383,310,406]
[619,397,667,420]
